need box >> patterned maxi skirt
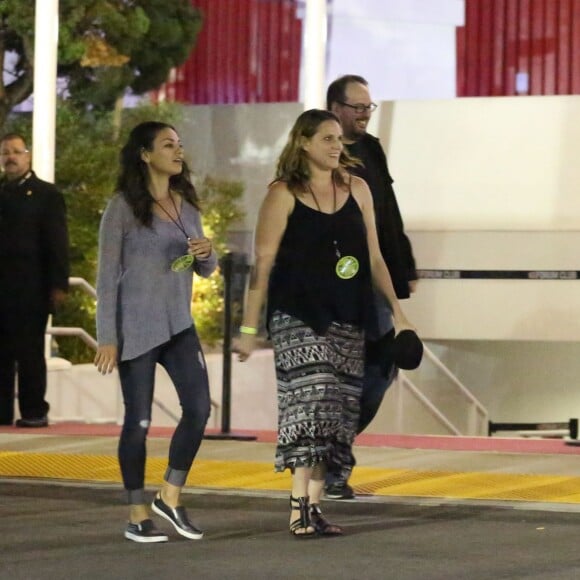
[270,311,364,481]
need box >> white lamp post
[32,0,59,182]
[301,0,328,110]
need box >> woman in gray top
[94,121,217,543]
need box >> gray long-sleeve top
[96,194,218,361]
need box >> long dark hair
[274,109,359,194]
[116,121,200,227]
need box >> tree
[0,0,202,124]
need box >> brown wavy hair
[273,109,360,194]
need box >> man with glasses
[0,133,69,427]
[325,75,417,499]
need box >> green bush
[5,101,245,362]
[194,177,246,346]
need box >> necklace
[153,192,194,272]
[154,193,190,241]
[307,180,359,280]
[307,180,342,259]
[307,180,336,215]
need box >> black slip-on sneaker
[124,519,168,543]
[151,494,203,540]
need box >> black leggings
[117,326,210,504]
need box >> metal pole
[221,253,233,433]
[204,253,256,441]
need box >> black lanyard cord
[307,180,341,258]
[154,194,190,241]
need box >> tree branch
[6,33,33,107]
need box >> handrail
[422,344,488,417]
[68,277,97,298]
[47,326,98,350]
[393,345,489,436]
[46,277,98,351]
[399,373,462,435]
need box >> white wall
[47,341,580,435]
[426,340,580,425]
[47,352,279,431]
[362,337,580,435]
[327,0,465,100]
[384,95,580,230]
[404,230,580,342]
[367,94,580,432]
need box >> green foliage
[0,1,202,124]
[4,101,245,361]
[0,1,34,38]
[194,178,246,346]
[59,0,203,110]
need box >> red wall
[457,0,580,96]
[155,0,302,104]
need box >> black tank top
[268,193,373,335]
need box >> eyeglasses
[0,149,29,156]
[338,101,378,114]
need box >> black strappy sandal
[289,495,316,539]
[310,503,344,536]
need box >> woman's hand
[393,311,415,335]
[188,237,212,260]
[235,334,257,362]
[94,344,118,375]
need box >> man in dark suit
[325,75,417,498]
[0,133,69,427]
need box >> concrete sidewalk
[3,429,580,506]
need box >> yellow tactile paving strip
[2,451,580,504]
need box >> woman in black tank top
[238,110,413,538]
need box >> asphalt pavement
[2,481,580,580]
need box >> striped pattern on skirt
[270,311,364,481]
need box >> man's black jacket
[346,133,416,299]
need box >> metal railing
[396,344,489,436]
[45,277,98,351]
[69,277,97,298]
[46,277,219,424]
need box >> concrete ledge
[46,349,279,430]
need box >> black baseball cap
[393,329,423,370]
